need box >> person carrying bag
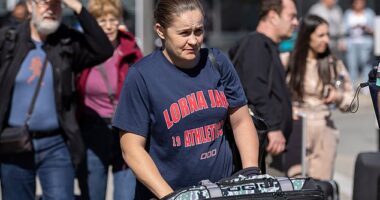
[0,57,48,155]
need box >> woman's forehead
[170,10,204,28]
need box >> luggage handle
[200,180,223,198]
[297,112,308,177]
[277,177,294,191]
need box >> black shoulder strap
[25,57,49,125]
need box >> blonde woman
[76,0,142,199]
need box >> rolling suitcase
[353,152,380,200]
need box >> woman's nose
[188,34,197,45]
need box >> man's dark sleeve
[70,8,114,71]
[235,38,283,131]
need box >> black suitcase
[353,152,380,200]
[313,179,339,200]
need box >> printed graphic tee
[113,48,247,197]
[8,41,59,131]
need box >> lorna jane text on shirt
[163,89,229,129]
[165,89,229,153]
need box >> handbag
[0,56,48,155]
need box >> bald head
[321,0,337,9]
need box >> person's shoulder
[118,30,141,52]
[308,3,320,12]
[0,23,21,43]
[309,3,327,14]
[334,5,343,13]
[208,47,224,57]
[365,8,376,16]
[208,47,230,63]
[247,32,268,45]
[344,9,353,15]
[118,29,136,40]
[130,50,160,71]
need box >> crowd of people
[0,0,376,199]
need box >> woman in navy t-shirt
[112,0,260,199]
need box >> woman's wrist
[157,187,174,199]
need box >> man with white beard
[0,0,113,199]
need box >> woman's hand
[323,85,342,104]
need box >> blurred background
[1,0,379,55]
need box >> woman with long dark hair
[287,15,353,180]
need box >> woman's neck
[162,49,200,69]
[307,49,317,60]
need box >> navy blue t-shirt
[113,48,247,197]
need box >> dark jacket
[0,8,113,167]
[229,32,293,140]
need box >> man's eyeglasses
[32,0,62,8]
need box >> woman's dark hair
[288,15,332,101]
[154,0,204,28]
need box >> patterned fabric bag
[163,173,323,200]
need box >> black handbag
[0,126,32,154]
[0,57,48,155]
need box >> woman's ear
[155,23,165,40]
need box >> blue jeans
[1,134,75,200]
[346,39,373,82]
[77,116,136,200]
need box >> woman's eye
[180,31,190,36]
[195,29,204,35]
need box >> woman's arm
[119,132,174,198]
[229,105,259,169]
